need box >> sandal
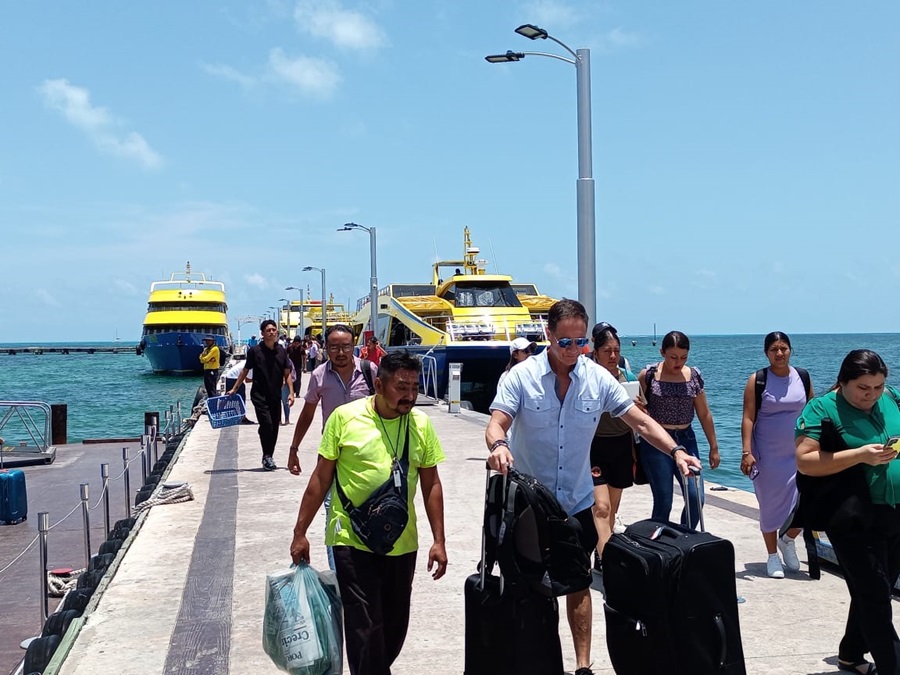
[838,659,877,674]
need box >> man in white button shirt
[486,298,700,675]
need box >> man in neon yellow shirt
[290,350,447,675]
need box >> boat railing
[418,355,440,402]
[0,401,55,465]
[516,321,548,341]
[447,321,495,341]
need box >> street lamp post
[486,24,596,327]
[267,306,278,324]
[337,222,378,335]
[302,266,327,339]
[278,298,290,335]
[285,286,305,338]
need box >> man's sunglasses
[556,337,591,349]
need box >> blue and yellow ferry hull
[140,332,228,375]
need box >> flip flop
[838,659,877,674]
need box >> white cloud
[268,48,341,97]
[245,273,269,289]
[200,62,258,89]
[37,79,163,169]
[114,279,140,295]
[648,285,666,295]
[521,0,580,29]
[293,0,387,50]
[35,289,60,306]
[603,27,643,49]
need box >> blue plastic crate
[207,394,246,429]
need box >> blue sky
[2,1,898,343]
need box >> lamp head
[302,266,314,272]
[515,24,548,40]
[485,50,525,63]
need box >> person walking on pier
[740,331,812,579]
[227,319,293,470]
[637,330,720,529]
[486,299,700,675]
[796,350,900,675]
[290,350,447,675]
[287,324,377,475]
[199,336,221,400]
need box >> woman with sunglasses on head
[498,337,536,387]
[740,331,812,578]
[588,324,641,573]
[638,330,720,529]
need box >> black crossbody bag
[334,421,410,556]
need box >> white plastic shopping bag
[263,563,343,675]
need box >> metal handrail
[418,355,440,401]
[0,401,52,452]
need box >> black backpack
[484,467,592,597]
[754,367,811,421]
[360,359,376,395]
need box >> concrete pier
[49,382,900,675]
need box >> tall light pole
[285,286,305,338]
[267,306,278,324]
[486,24,596,327]
[337,222,378,335]
[302,266,327,339]
[278,298,290,335]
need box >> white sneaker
[613,515,626,534]
[778,535,801,572]
[767,553,785,579]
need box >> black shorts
[590,431,635,489]
[572,506,600,556]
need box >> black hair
[259,319,276,332]
[661,330,690,352]
[764,331,792,352]
[592,328,621,351]
[378,350,422,380]
[324,324,353,342]
[834,349,888,390]
[548,299,588,332]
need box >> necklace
[373,400,405,460]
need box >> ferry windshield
[444,282,522,308]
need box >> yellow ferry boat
[137,262,232,374]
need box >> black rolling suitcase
[603,468,746,675]
[464,467,564,675]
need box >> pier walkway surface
[50,380,900,675]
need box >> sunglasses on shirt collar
[556,337,591,349]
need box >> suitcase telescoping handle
[679,465,705,533]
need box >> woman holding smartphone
[740,332,813,578]
[795,350,900,674]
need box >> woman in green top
[795,349,900,675]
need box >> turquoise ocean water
[0,342,201,443]
[3,334,899,491]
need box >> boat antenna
[489,237,500,274]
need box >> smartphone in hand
[886,436,900,455]
[748,464,760,481]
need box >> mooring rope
[133,482,194,515]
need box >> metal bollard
[101,463,111,537]
[152,425,159,464]
[176,401,183,431]
[38,511,49,625]
[122,447,132,519]
[140,434,149,485]
[80,483,91,570]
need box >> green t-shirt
[320,396,445,555]
[796,387,900,506]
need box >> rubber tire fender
[60,587,94,613]
[88,553,116,573]
[23,634,61,673]
[41,608,81,637]
[98,538,123,556]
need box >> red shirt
[360,344,386,366]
